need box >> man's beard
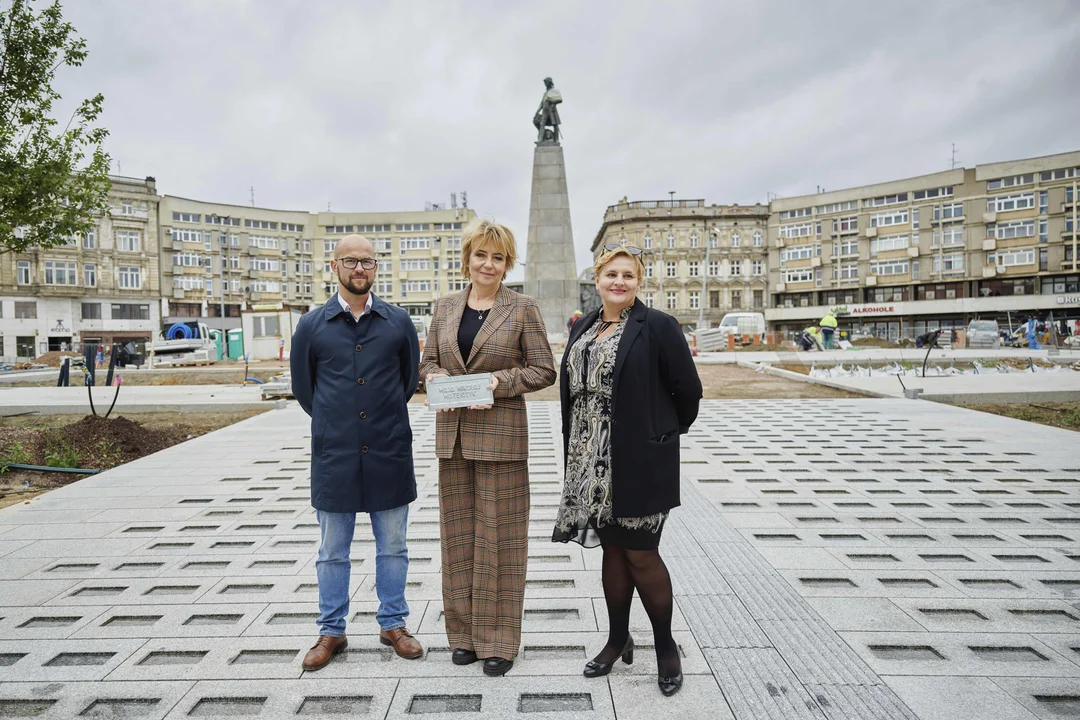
[339,272,372,295]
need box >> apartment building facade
[767,150,1080,339]
[591,198,770,328]
[0,176,162,361]
[315,208,477,321]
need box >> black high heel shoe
[583,636,634,678]
[658,671,683,697]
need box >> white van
[717,312,766,340]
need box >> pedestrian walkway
[0,400,1076,718]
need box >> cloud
[52,0,1080,281]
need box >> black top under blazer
[560,299,703,518]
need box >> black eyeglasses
[603,243,642,255]
[338,257,377,270]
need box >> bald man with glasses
[290,234,423,670]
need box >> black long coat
[560,299,702,518]
[290,293,420,513]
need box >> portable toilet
[227,328,244,360]
[208,330,224,361]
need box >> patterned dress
[553,309,666,548]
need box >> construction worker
[819,311,838,350]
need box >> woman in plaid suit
[419,220,557,676]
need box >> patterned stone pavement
[0,399,1077,719]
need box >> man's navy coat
[290,293,421,513]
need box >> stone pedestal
[524,144,579,340]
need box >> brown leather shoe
[379,626,423,659]
[302,635,348,670]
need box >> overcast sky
[53,0,1080,281]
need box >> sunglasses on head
[603,243,643,255]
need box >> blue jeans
[821,327,834,349]
[315,505,411,636]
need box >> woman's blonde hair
[593,246,645,279]
[461,219,518,279]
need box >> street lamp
[213,215,231,359]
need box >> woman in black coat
[552,244,702,697]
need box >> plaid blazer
[419,284,556,461]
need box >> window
[933,223,964,246]
[780,244,818,262]
[708,234,718,249]
[815,200,857,214]
[708,260,719,276]
[689,291,700,310]
[645,293,655,308]
[118,266,142,289]
[231,279,241,291]
[116,230,141,252]
[253,316,280,337]
[1039,190,1048,215]
[325,225,353,234]
[1039,218,1048,243]
[933,254,965,273]
[111,303,150,320]
[752,260,763,275]
[83,264,96,287]
[375,238,392,252]
[870,260,909,276]
[988,247,1035,268]
[250,280,282,293]
[666,261,677,278]
[731,290,742,308]
[376,281,393,294]
[81,302,101,320]
[251,257,280,271]
[865,193,908,208]
[987,174,1033,190]
[281,222,304,233]
[174,275,204,291]
[395,223,430,232]
[1041,274,1080,293]
[688,261,699,277]
[933,202,963,221]
[208,216,241,226]
[870,234,910,255]
[1040,167,1080,182]
[15,301,37,318]
[689,233,698,248]
[82,229,96,249]
[250,235,280,249]
[912,208,920,231]
[643,235,653,249]
[300,260,313,274]
[731,232,740,247]
[986,193,1034,213]
[16,260,31,285]
[912,186,953,201]
[171,228,203,243]
[323,239,338,254]
[870,209,909,227]
[174,252,205,267]
[432,222,462,231]
[709,291,720,309]
[402,280,431,293]
[752,230,762,247]
[229,255,241,270]
[205,279,214,293]
[867,287,909,302]
[779,222,814,239]
[401,259,431,271]
[833,239,859,256]
[172,212,201,223]
[645,262,653,279]
[245,219,278,230]
[779,207,812,220]
[917,283,962,301]
[833,216,858,233]
[753,290,763,309]
[731,260,742,276]
[666,234,675,249]
[832,263,858,280]
[401,238,431,252]
[783,269,814,283]
[987,220,1035,240]
[44,260,77,285]
[666,291,677,310]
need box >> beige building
[767,150,1080,339]
[0,175,161,361]
[591,198,770,328]
[315,208,477,322]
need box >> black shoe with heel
[451,648,478,665]
[658,671,683,697]
[483,657,513,676]
[583,636,634,678]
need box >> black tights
[597,543,681,677]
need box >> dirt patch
[734,343,791,352]
[31,351,82,367]
[519,364,859,401]
[0,410,268,509]
[959,402,1080,433]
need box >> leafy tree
[0,0,110,254]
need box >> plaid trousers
[439,441,531,660]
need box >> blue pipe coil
[166,323,194,340]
